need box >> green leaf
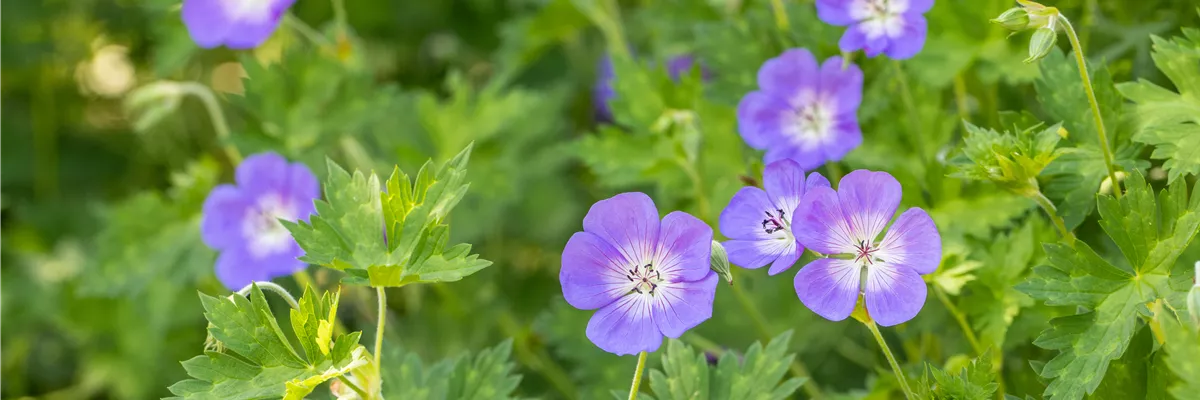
[1159,311,1200,399]
[381,339,522,399]
[1117,28,1200,183]
[949,120,1065,195]
[282,144,491,287]
[167,285,368,400]
[914,352,997,400]
[648,331,806,400]
[1016,172,1200,400]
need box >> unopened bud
[1025,27,1058,63]
[992,8,1031,31]
[709,240,733,285]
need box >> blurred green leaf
[1117,28,1200,183]
[648,331,806,400]
[381,339,522,399]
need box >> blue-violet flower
[792,170,941,326]
[737,49,863,170]
[182,0,296,49]
[817,0,932,59]
[201,152,319,290]
[560,192,718,355]
[719,159,830,275]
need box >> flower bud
[709,240,733,285]
[992,8,1031,31]
[1025,27,1058,63]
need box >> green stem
[730,272,824,398]
[952,74,970,125]
[598,0,630,58]
[892,61,928,162]
[865,321,914,400]
[931,285,984,356]
[678,158,711,222]
[285,14,333,47]
[331,0,348,33]
[628,351,647,400]
[1029,189,1076,244]
[1058,14,1121,199]
[374,287,387,368]
[176,82,240,163]
[337,376,369,399]
[769,0,790,31]
[236,282,299,309]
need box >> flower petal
[821,114,863,163]
[719,187,778,240]
[819,57,864,113]
[837,170,901,243]
[757,49,819,101]
[215,247,273,291]
[838,25,869,54]
[816,0,859,25]
[877,208,941,275]
[763,159,807,224]
[222,0,294,49]
[882,14,927,60]
[561,232,634,310]
[806,172,832,192]
[583,192,661,264]
[652,272,718,338]
[794,258,862,322]
[236,152,292,196]
[905,0,934,14]
[723,239,791,270]
[201,184,251,250]
[586,294,663,355]
[181,0,232,48]
[864,263,928,326]
[792,186,858,255]
[764,144,826,171]
[737,91,791,149]
[767,241,802,275]
[653,211,714,282]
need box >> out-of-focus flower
[201,153,319,290]
[792,170,941,326]
[560,193,717,355]
[182,0,296,49]
[719,159,830,275]
[816,0,932,59]
[594,54,709,122]
[737,49,863,170]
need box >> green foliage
[914,353,997,400]
[1017,172,1200,400]
[282,146,491,287]
[381,340,522,399]
[168,285,367,399]
[1159,311,1200,399]
[950,120,1064,196]
[1118,28,1200,183]
[647,331,806,400]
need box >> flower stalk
[627,351,647,400]
[374,287,387,368]
[863,319,915,400]
[1058,14,1122,199]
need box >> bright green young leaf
[950,120,1064,196]
[648,331,806,400]
[381,339,522,399]
[167,285,368,400]
[1117,28,1200,183]
[913,352,997,400]
[1017,172,1200,400]
[282,144,491,287]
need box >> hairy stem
[627,351,647,400]
[1029,189,1076,245]
[932,285,984,356]
[865,321,914,400]
[1058,14,1121,199]
[374,287,387,368]
[236,281,299,310]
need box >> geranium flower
[791,170,941,326]
[816,0,933,59]
[719,159,830,275]
[594,54,708,122]
[182,0,297,49]
[201,152,319,290]
[560,192,718,355]
[737,49,863,170]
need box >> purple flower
[737,49,863,171]
[594,54,708,122]
[817,0,932,59]
[201,152,319,290]
[791,170,941,326]
[560,192,718,355]
[719,159,830,275]
[182,0,296,49]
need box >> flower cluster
[200,153,319,290]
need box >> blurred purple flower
[594,54,709,122]
[791,170,941,326]
[201,152,319,290]
[182,0,296,49]
[719,160,830,275]
[817,0,932,59]
[560,192,717,355]
[737,49,863,170]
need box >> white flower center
[848,0,908,39]
[624,263,665,296]
[787,100,835,149]
[243,193,297,259]
[221,0,275,23]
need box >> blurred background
[2,0,1198,399]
